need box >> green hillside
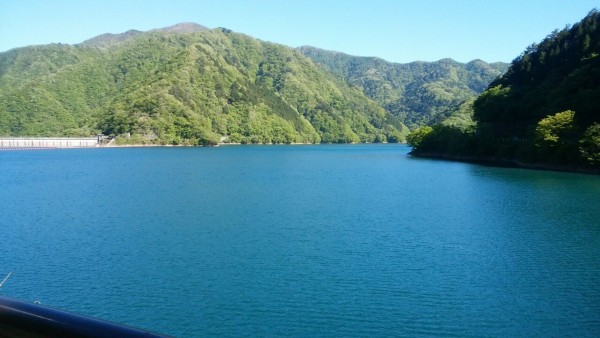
[0,24,408,145]
[298,46,508,129]
[409,9,600,171]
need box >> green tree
[534,110,578,162]
[534,110,576,146]
[579,123,600,165]
[407,126,433,148]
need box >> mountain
[409,9,600,172]
[150,22,208,34]
[298,46,508,129]
[0,25,408,145]
[80,23,209,48]
[80,29,144,47]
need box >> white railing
[0,137,100,148]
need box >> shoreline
[1,141,404,151]
[410,151,600,175]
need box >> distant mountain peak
[80,29,143,47]
[80,23,208,47]
[150,22,208,33]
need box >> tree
[579,123,600,165]
[534,110,576,146]
[406,126,433,148]
[534,110,578,162]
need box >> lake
[1,144,599,337]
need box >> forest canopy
[409,9,600,171]
[0,26,408,145]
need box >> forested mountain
[0,24,408,145]
[409,9,600,171]
[298,46,508,129]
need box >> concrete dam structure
[0,137,101,149]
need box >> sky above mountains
[1,0,597,63]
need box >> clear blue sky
[0,0,597,63]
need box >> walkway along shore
[0,137,101,149]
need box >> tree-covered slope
[0,26,408,145]
[298,46,508,129]
[409,9,600,171]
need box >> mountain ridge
[298,45,508,128]
[408,9,600,172]
[299,45,506,66]
[80,23,209,48]
[0,23,507,145]
[80,29,144,47]
[0,25,409,144]
[150,22,208,34]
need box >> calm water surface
[1,144,599,336]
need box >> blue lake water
[1,144,599,337]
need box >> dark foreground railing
[0,296,169,337]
